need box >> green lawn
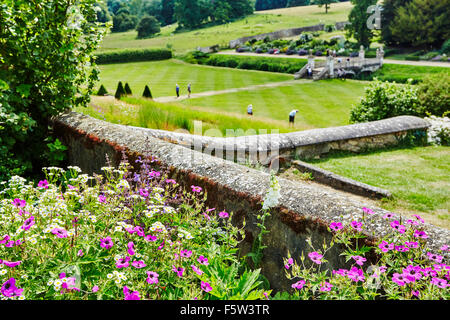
[97,59,293,98]
[99,3,353,54]
[180,79,368,129]
[371,64,450,83]
[305,146,450,229]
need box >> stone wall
[52,112,449,292]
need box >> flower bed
[0,157,268,300]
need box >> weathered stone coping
[291,160,392,199]
[111,114,429,156]
[53,112,448,290]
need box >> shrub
[405,55,420,61]
[97,85,108,96]
[0,0,105,182]
[441,39,450,55]
[124,83,132,95]
[136,15,160,39]
[95,49,172,65]
[416,72,450,117]
[350,80,420,123]
[142,85,153,99]
[115,82,126,100]
[424,116,450,146]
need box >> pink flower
[411,290,420,298]
[201,281,212,293]
[427,252,443,263]
[412,214,425,223]
[403,265,422,282]
[378,241,394,253]
[430,277,448,289]
[157,241,165,250]
[146,271,159,284]
[77,249,84,257]
[21,216,35,231]
[197,255,209,266]
[440,245,449,251]
[191,185,202,193]
[383,212,396,219]
[219,211,229,219]
[395,245,409,252]
[285,258,294,269]
[145,234,157,242]
[362,207,375,215]
[413,230,428,239]
[347,267,365,282]
[350,221,363,232]
[172,265,184,277]
[3,260,22,268]
[1,278,23,298]
[191,265,204,276]
[127,242,136,256]
[180,249,192,258]
[100,236,114,249]
[149,170,160,178]
[390,220,406,234]
[319,282,333,292]
[51,228,68,238]
[351,255,367,266]
[405,241,419,249]
[12,198,26,208]
[92,285,99,293]
[330,222,343,231]
[291,280,305,290]
[131,260,147,269]
[308,252,323,265]
[98,195,106,203]
[165,179,176,184]
[37,180,49,189]
[139,188,149,198]
[134,226,145,237]
[392,273,410,286]
[123,286,140,300]
[116,256,130,269]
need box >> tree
[389,0,450,48]
[136,15,161,38]
[143,85,153,98]
[0,0,106,181]
[112,12,138,32]
[95,1,112,22]
[227,0,254,18]
[161,0,175,25]
[311,0,338,13]
[346,0,377,48]
[380,0,412,45]
[287,0,309,7]
[124,83,132,95]
[174,0,202,29]
[97,84,108,96]
[115,82,126,99]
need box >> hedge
[95,48,172,65]
[200,54,307,74]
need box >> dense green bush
[441,39,450,55]
[115,82,126,100]
[0,0,106,183]
[97,85,108,96]
[124,83,133,95]
[350,80,421,123]
[136,15,161,39]
[95,49,172,65]
[202,55,307,74]
[143,85,153,99]
[416,73,450,117]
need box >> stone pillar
[327,55,334,78]
[379,47,384,66]
[359,45,365,68]
[308,49,315,69]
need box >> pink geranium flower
[191,185,202,193]
[172,265,184,277]
[12,198,26,208]
[383,212,396,219]
[131,260,147,269]
[191,265,204,276]
[51,228,68,238]
[123,286,140,300]
[405,241,419,249]
[180,249,192,258]
[330,222,343,231]
[1,278,23,298]
[116,256,130,269]
[392,273,410,286]
[319,282,333,292]
[145,234,157,242]
[414,230,428,239]
[390,220,406,234]
[92,285,99,293]
[427,252,443,263]
[403,265,422,282]
[201,281,212,293]
[146,271,159,284]
[197,255,209,266]
[430,277,448,289]
[350,221,363,232]
[285,258,294,269]
[98,195,106,203]
[362,207,375,215]
[347,267,365,282]
[219,211,229,219]
[291,280,305,290]
[351,255,367,266]
[308,252,323,265]
[378,241,394,253]
[127,242,136,256]
[3,260,22,268]
[21,216,35,231]
[100,236,114,249]
[37,180,49,189]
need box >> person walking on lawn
[176,84,180,98]
[247,104,253,116]
[187,83,191,98]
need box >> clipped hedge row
[200,54,308,74]
[95,48,172,65]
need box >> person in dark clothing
[176,84,180,98]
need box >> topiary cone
[97,84,108,96]
[142,85,153,99]
[124,82,132,95]
[115,81,125,100]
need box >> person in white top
[289,109,298,127]
[247,104,253,116]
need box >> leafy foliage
[95,48,172,64]
[136,15,161,39]
[346,0,377,48]
[0,0,107,182]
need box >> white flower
[262,172,281,210]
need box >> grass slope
[99,3,353,54]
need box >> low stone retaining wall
[52,112,449,292]
[229,22,349,48]
[104,114,430,168]
[291,160,392,199]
